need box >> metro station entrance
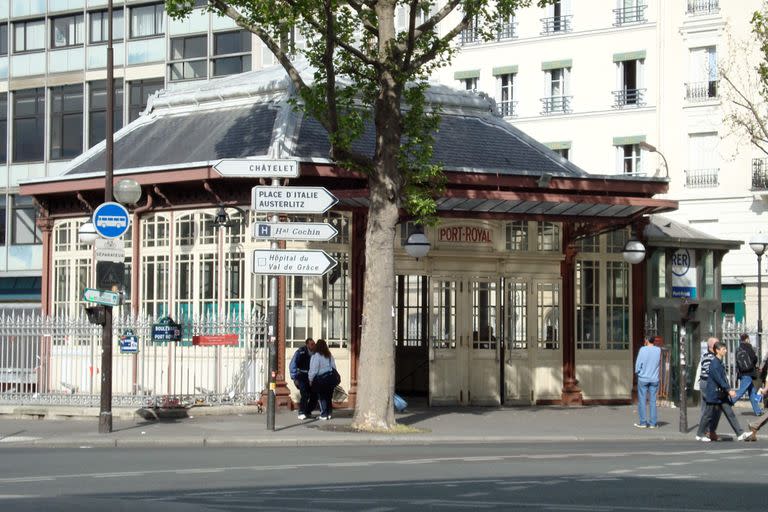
[426,274,562,406]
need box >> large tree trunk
[352,52,402,429]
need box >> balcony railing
[541,95,572,115]
[752,158,768,190]
[685,168,719,188]
[497,100,518,118]
[459,26,480,45]
[685,80,718,101]
[612,88,646,108]
[496,21,517,40]
[460,22,518,45]
[687,0,719,15]
[541,15,572,35]
[614,4,647,26]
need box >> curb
[0,405,263,421]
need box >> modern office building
[0,0,258,312]
[436,0,765,336]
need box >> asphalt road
[0,442,764,511]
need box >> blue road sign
[93,202,130,239]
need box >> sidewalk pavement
[0,401,763,448]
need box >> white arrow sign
[251,186,338,214]
[83,288,121,307]
[252,249,337,276]
[253,222,338,242]
[214,158,299,178]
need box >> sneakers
[297,413,307,420]
[695,435,712,442]
[647,424,657,429]
[634,423,648,429]
[319,415,330,421]
[737,431,755,442]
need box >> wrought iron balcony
[685,80,718,101]
[540,15,572,35]
[687,0,719,15]
[497,100,518,118]
[459,26,480,46]
[684,168,719,188]
[752,158,768,190]
[612,88,646,108]
[540,95,572,115]
[496,21,517,41]
[613,3,647,26]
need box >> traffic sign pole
[266,180,279,432]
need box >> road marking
[175,469,225,474]
[608,469,633,474]
[665,462,691,466]
[635,466,663,470]
[0,436,41,443]
[0,495,38,499]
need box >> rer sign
[671,248,697,298]
[93,202,130,239]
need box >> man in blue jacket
[289,337,316,420]
[635,336,661,429]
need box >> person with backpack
[732,333,763,416]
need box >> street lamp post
[750,233,768,359]
[638,141,669,179]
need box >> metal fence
[0,311,268,408]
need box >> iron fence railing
[540,95,572,114]
[687,0,719,15]
[613,4,647,25]
[0,311,267,408]
[685,80,718,101]
[752,158,768,190]
[684,168,719,188]
[459,21,518,45]
[612,88,646,107]
[540,15,572,34]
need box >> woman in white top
[308,339,336,420]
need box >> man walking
[695,337,721,441]
[732,333,763,416]
[635,336,661,429]
[289,337,317,420]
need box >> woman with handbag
[695,340,752,442]
[308,339,339,420]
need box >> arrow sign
[251,186,338,214]
[253,222,338,242]
[214,158,299,178]
[83,288,121,307]
[252,249,337,276]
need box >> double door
[428,276,561,406]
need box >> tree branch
[408,14,471,72]
[402,0,419,69]
[345,0,379,37]
[722,72,768,146]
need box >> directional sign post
[253,249,337,276]
[92,202,130,239]
[214,159,299,178]
[253,222,338,242]
[83,288,121,307]
[251,186,338,214]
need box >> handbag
[331,367,341,386]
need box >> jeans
[731,375,762,415]
[294,374,317,416]
[697,401,744,437]
[637,379,659,427]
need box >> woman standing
[695,340,753,442]
[308,339,336,420]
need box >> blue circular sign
[92,202,130,239]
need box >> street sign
[251,186,338,214]
[252,249,337,276]
[253,222,338,242]
[119,330,138,354]
[152,317,182,342]
[96,261,125,290]
[83,288,121,307]
[214,158,299,178]
[92,202,130,239]
[95,238,125,263]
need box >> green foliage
[164,0,551,222]
[753,8,768,100]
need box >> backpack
[736,346,754,374]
